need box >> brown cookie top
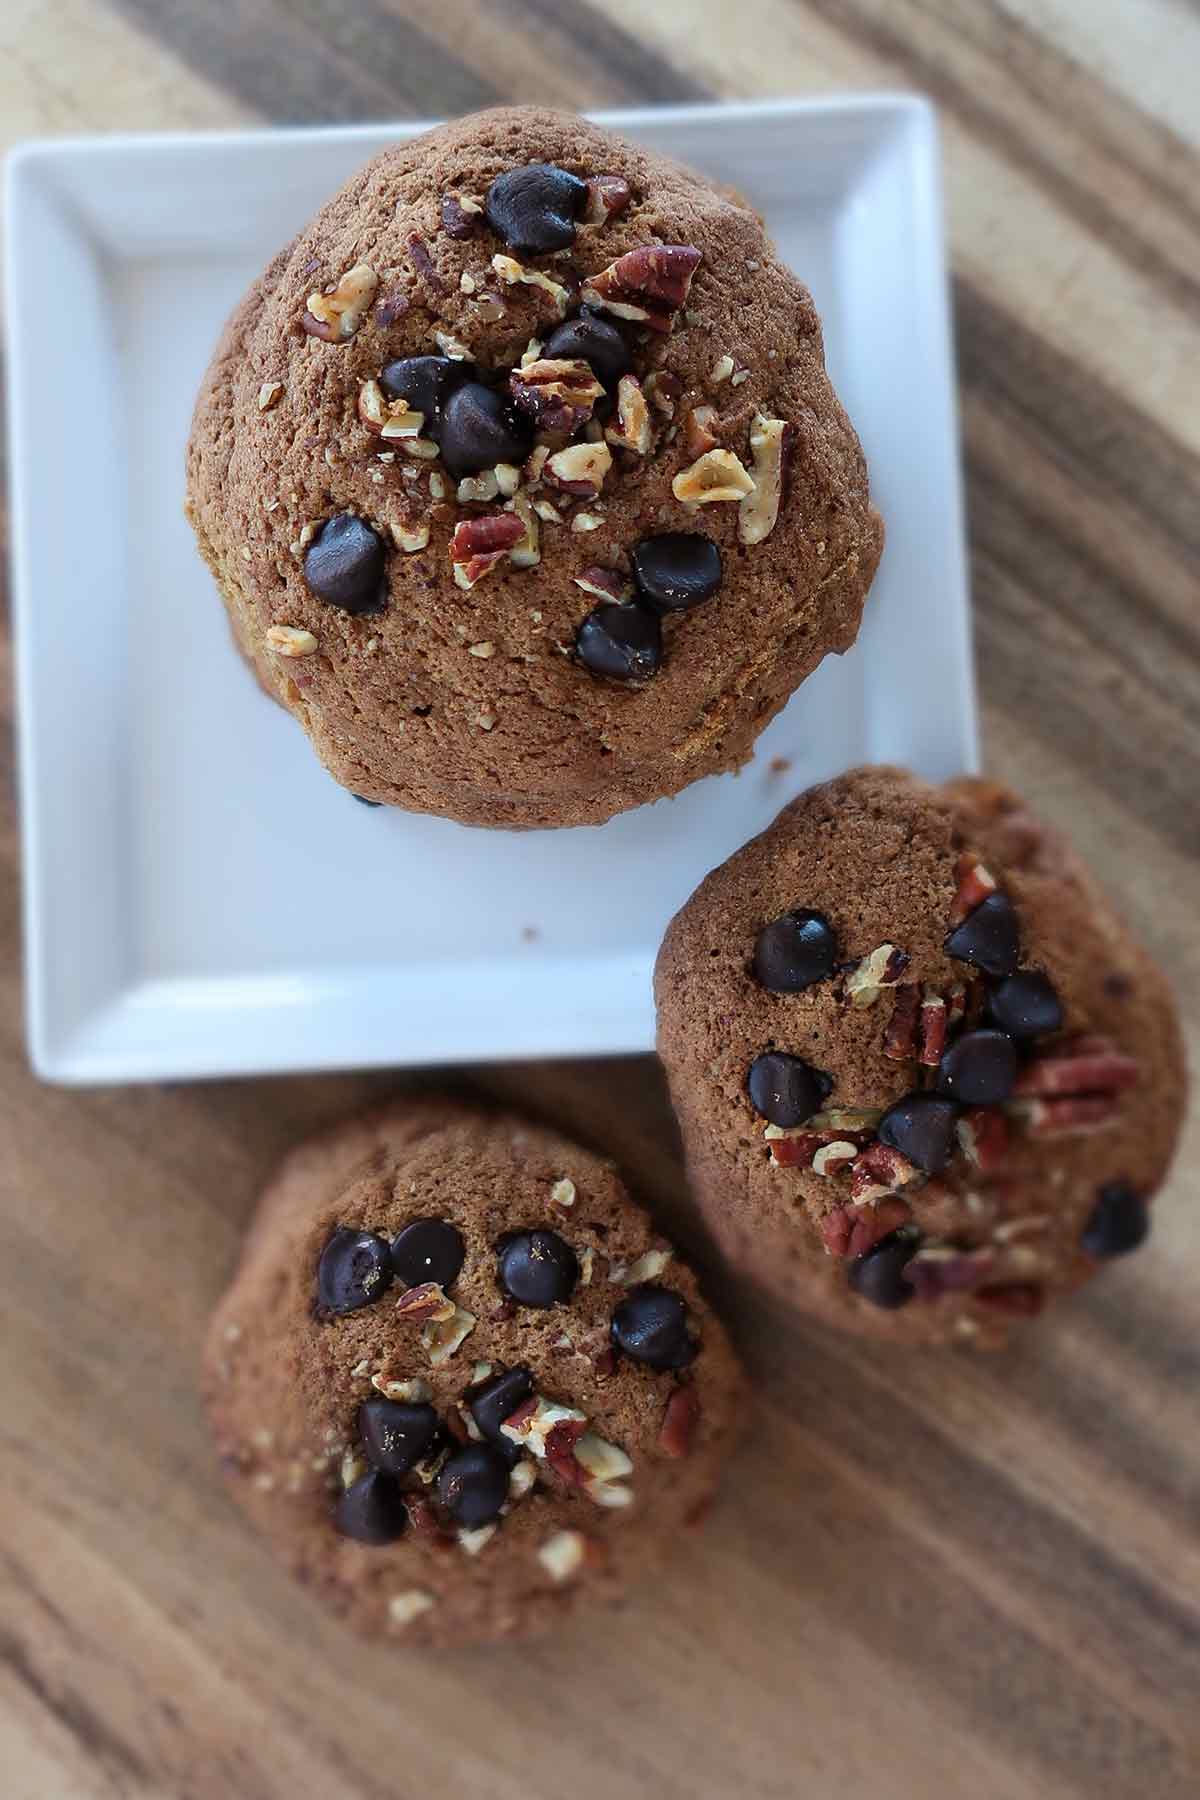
[186,106,882,827]
[202,1097,743,1644]
[655,767,1187,1346]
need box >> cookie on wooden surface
[202,1096,743,1644]
[655,768,1186,1346]
[185,106,883,827]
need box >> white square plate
[7,98,975,1084]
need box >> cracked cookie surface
[185,106,883,828]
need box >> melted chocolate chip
[497,1229,579,1308]
[390,1218,466,1290]
[576,602,662,682]
[316,1228,393,1314]
[752,909,839,992]
[468,1366,534,1466]
[988,969,1063,1040]
[877,1093,960,1174]
[333,1470,408,1544]
[379,353,472,425]
[303,514,387,615]
[436,1442,511,1527]
[936,1028,1018,1106]
[358,1399,441,1476]
[944,892,1020,978]
[630,533,723,613]
[847,1231,919,1309]
[611,1284,697,1370]
[484,163,588,255]
[438,381,531,475]
[542,311,632,388]
[1081,1182,1149,1258]
[746,1052,832,1128]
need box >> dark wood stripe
[0,1624,153,1787]
[803,0,1200,321]
[496,0,713,104]
[110,0,503,121]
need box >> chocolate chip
[611,1284,697,1370]
[752,909,839,992]
[497,1229,579,1308]
[316,1228,393,1313]
[484,163,588,255]
[988,969,1063,1040]
[944,892,1020,978]
[576,602,662,682]
[303,514,386,615]
[847,1230,919,1309]
[333,1469,408,1544]
[438,381,531,475]
[436,1442,511,1527]
[468,1366,534,1466]
[353,794,382,807]
[379,353,472,425]
[542,311,632,388]
[390,1218,466,1290]
[1081,1182,1149,1258]
[630,533,723,613]
[746,1052,832,1128]
[358,1399,441,1476]
[877,1093,959,1174]
[936,1028,1018,1105]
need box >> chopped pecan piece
[738,414,789,545]
[405,233,445,295]
[544,440,612,499]
[1011,1036,1138,1098]
[822,1195,912,1258]
[441,192,482,239]
[683,404,719,458]
[812,1140,858,1177]
[974,1283,1045,1317]
[604,375,652,454]
[644,371,682,418]
[672,448,755,506]
[848,1142,921,1203]
[491,253,572,317]
[580,244,702,331]
[1018,1095,1124,1136]
[884,985,921,1060]
[394,1282,456,1324]
[302,263,378,341]
[450,513,525,590]
[509,357,604,435]
[919,990,949,1066]
[844,943,911,1007]
[506,491,541,570]
[357,378,426,440]
[956,1106,1010,1171]
[904,1246,995,1302]
[582,174,632,226]
[574,565,633,604]
[948,852,998,926]
[658,1388,699,1459]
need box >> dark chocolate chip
[746,1052,832,1128]
[497,1229,579,1308]
[987,969,1063,1040]
[358,1400,441,1476]
[468,1366,534,1466]
[944,892,1020,978]
[1081,1182,1149,1258]
[436,1442,511,1527]
[936,1028,1018,1105]
[333,1469,408,1544]
[752,909,839,992]
[390,1218,466,1290]
[484,163,588,255]
[379,353,472,425]
[438,381,531,475]
[576,602,662,683]
[316,1228,393,1314]
[847,1230,919,1309]
[353,794,382,807]
[611,1284,697,1370]
[631,533,723,613]
[542,311,632,388]
[303,513,386,615]
[877,1093,960,1174]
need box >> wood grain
[2,2,1198,1796]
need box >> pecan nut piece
[672,448,755,507]
[441,192,483,239]
[683,404,719,459]
[302,263,379,341]
[450,513,526,590]
[491,253,572,317]
[844,943,912,1007]
[604,375,652,454]
[405,232,445,295]
[658,1387,700,1459]
[394,1281,456,1324]
[956,1106,1010,1171]
[883,984,922,1060]
[849,1142,921,1203]
[580,244,702,331]
[582,174,632,227]
[543,440,613,499]
[357,379,426,440]
[948,852,998,926]
[574,565,633,604]
[738,414,790,545]
[509,357,604,435]
[1011,1036,1139,1098]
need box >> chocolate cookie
[654,769,1186,1347]
[185,106,883,828]
[202,1097,742,1644]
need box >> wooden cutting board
[1,2,1197,1795]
